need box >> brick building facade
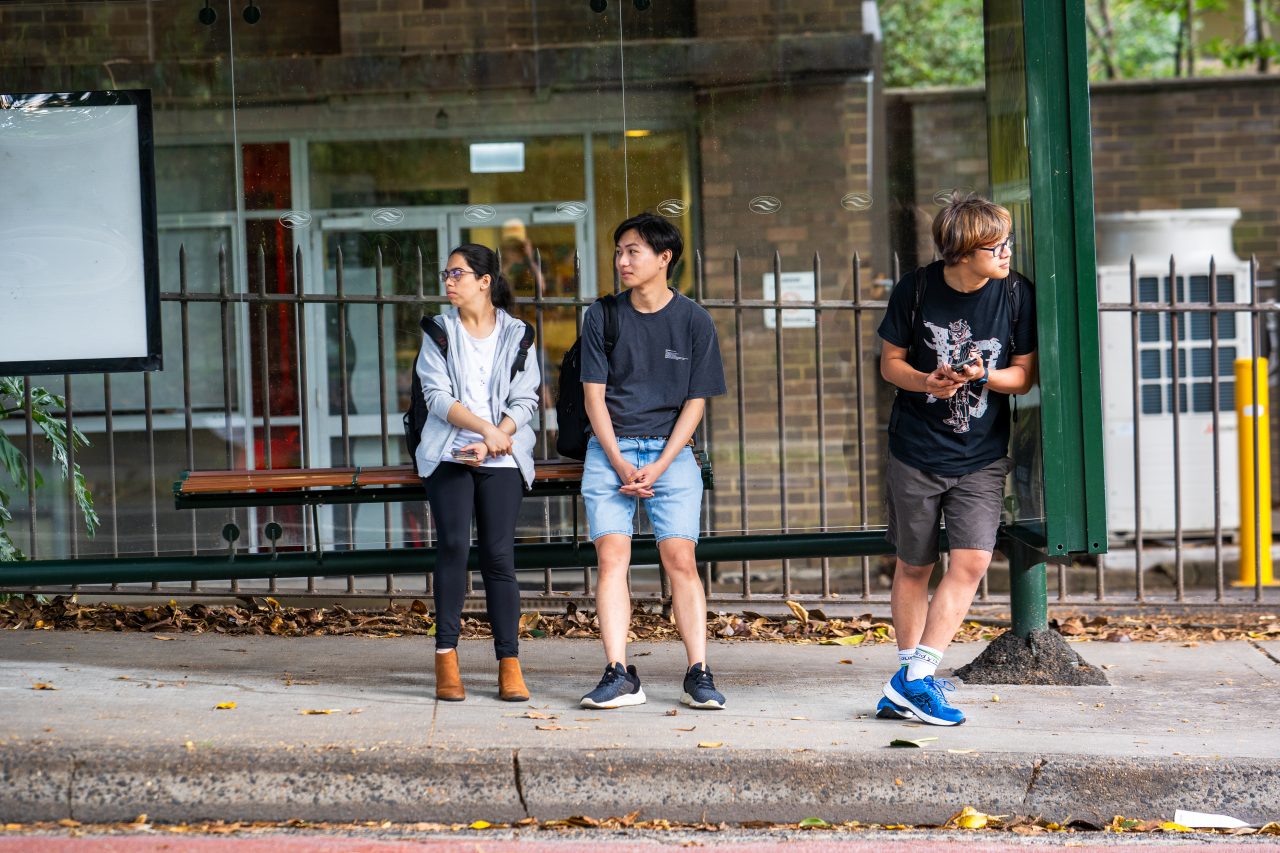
[888,76,1280,280]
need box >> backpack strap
[601,293,619,357]
[421,315,448,359]
[1006,272,1024,355]
[509,321,536,380]
[904,266,928,362]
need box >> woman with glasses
[413,243,540,702]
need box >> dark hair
[612,212,683,281]
[447,243,514,313]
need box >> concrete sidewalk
[1,632,1277,826]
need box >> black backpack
[555,295,618,460]
[402,315,535,459]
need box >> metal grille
[1,247,1275,608]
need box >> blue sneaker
[884,667,965,726]
[681,663,726,709]
[580,662,646,709]
[875,695,915,720]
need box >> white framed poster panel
[0,90,162,375]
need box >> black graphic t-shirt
[580,288,726,437]
[877,261,1037,476]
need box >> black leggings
[423,462,524,659]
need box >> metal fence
[1,245,1276,608]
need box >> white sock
[897,647,915,668]
[436,647,453,655]
[906,644,942,681]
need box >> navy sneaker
[681,662,726,710]
[580,662,646,709]
[875,695,914,720]
[884,667,965,726]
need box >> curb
[3,745,1277,825]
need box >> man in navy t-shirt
[577,212,727,712]
[876,193,1037,726]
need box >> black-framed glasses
[439,267,477,283]
[976,237,1014,257]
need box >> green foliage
[880,0,986,88]
[0,377,98,562]
[882,0,1259,87]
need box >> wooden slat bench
[173,452,714,511]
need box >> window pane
[1140,314,1161,342]
[1191,382,1213,412]
[1190,312,1211,340]
[1139,276,1159,303]
[1220,313,1237,338]
[1191,348,1212,377]
[1217,274,1235,302]
[1188,275,1209,303]
[1219,346,1237,374]
[1140,349,1162,379]
[1141,384,1162,415]
[1220,381,1235,410]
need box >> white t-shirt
[442,324,517,469]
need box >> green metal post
[1005,537,1048,638]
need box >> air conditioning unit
[1096,209,1252,537]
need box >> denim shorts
[582,436,704,544]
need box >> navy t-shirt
[877,261,1037,476]
[580,288,726,437]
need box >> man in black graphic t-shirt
[875,193,1037,727]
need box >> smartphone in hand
[950,350,978,372]
[451,448,480,462]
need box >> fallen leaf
[469,820,493,830]
[30,683,57,691]
[152,635,176,641]
[820,635,866,646]
[184,741,195,752]
[130,814,148,826]
[785,600,809,624]
[790,716,808,721]
[697,741,724,748]
[948,806,993,829]
[523,710,558,720]
[214,702,237,710]
[890,737,938,748]
[798,817,829,827]
[674,726,697,732]
[300,709,341,715]
[837,659,853,665]
[536,724,587,731]
[664,709,679,716]
[57,819,81,828]
[991,694,1000,703]
[947,748,977,754]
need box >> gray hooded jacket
[413,308,541,488]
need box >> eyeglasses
[439,267,477,284]
[976,238,1014,257]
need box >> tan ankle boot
[434,649,465,701]
[498,657,529,702]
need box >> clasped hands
[615,460,667,498]
[457,425,513,467]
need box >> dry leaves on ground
[0,595,1274,645]
[3,813,1276,837]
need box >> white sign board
[0,91,161,375]
[762,271,816,328]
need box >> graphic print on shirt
[922,318,1002,434]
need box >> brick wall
[697,79,886,540]
[888,76,1280,278]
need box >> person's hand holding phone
[945,348,985,383]
[452,443,487,467]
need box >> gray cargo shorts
[884,452,1012,567]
